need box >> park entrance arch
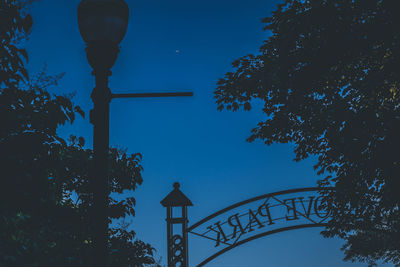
[161,183,331,267]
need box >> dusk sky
[26,1,389,266]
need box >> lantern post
[161,182,193,267]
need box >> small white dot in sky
[175,49,180,53]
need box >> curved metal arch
[187,187,333,266]
[188,187,331,232]
[196,223,327,266]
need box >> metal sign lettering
[186,188,331,266]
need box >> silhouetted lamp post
[78,1,193,266]
[78,0,129,266]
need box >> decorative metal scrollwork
[171,234,184,266]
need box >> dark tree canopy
[0,1,159,266]
[215,0,400,265]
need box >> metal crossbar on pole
[112,92,193,99]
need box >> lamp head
[78,0,129,71]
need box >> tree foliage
[0,1,159,266]
[0,0,32,87]
[215,0,400,265]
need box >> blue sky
[27,0,389,266]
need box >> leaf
[74,105,85,118]
[23,14,33,33]
[78,136,85,147]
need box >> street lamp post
[78,1,129,266]
[78,1,193,266]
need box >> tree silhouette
[0,1,159,266]
[215,0,400,266]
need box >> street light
[78,0,129,266]
[78,0,128,72]
[78,1,193,266]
